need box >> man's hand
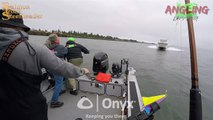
[82,68,90,75]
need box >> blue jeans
[51,74,64,103]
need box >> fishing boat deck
[42,67,145,120]
[43,75,126,120]
[45,90,123,120]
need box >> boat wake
[148,45,184,52]
[167,47,184,52]
[148,45,158,49]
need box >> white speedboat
[42,52,166,120]
[158,39,168,50]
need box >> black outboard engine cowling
[111,63,122,78]
[112,63,121,74]
[93,52,109,75]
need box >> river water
[30,35,213,120]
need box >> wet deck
[43,68,141,120]
[43,74,126,120]
[45,90,123,120]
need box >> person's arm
[39,45,87,78]
[77,43,89,54]
[54,45,68,58]
[65,41,69,47]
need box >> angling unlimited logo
[165,1,210,20]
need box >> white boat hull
[158,39,168,50]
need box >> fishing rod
[184,0,202,120]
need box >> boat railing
[77,79,125,98]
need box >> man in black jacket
[66,36,89,95]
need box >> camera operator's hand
[82,68,90,75]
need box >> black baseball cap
[0,9,30,32]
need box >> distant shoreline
[30,34,158,45]
[28,29,140,43]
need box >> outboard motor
[93,52,109,75]
[111,63,122,78]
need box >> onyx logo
[77,95,135,112]
[77,96,93,110]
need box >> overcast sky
[1,0,213,49]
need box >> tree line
[28,29,138,43]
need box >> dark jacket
[66,41,89,60]
[49,44,68,59]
